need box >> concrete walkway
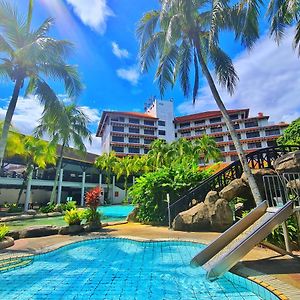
[1,223,300,299]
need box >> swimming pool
[0,238,278,300]
[98,205,134,222]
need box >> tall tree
[113,156,134,203]
[35,103,91,203]
[194,135,221,165]
[137,0,262,204]
[95,151,118,203]
[277,118,300,145]
[0,0,82,167]
[16,136,56,209]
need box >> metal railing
[169,145,300,222]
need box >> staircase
[169,145,300,222]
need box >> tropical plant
[62,200,77,212]
[64,209,82,226]
[194,135,221,165]
[0,0,82,167]
[84,187,102,226]
[0,224,9,241]
[277,118,300,146]
[137,0,262,205]
[35,103,92,204]
[129,163,211,224]
[16,136,56,209]
[4,203,22,213]
[39,201,56,214]
[147,139,173,170]
[95,152,118,203]
[113,156,134,203]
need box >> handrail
[169,145,300,222]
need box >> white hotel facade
[96,99,288,163]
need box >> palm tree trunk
[17,163,31,205]
[194,40,262,205]
[0,78,23,168]
[50,143,65,203]
[124,176,128,203]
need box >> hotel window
[195,129,206,135]
[181,131,191,137]
[230,114,239,120]
[248,142,262,149]
[112,136,124,142]
[211,126,223,133]
[195,120,205,125]
[111,116,125,122]
[233,123,240,129]
[265,129,280,136]
[210,117,221,124]
[129,127,139,134]
[144,148,149,154]
[229,144,236,151]
[129,147,140,154]
[144,139,153,145]
[144,129,155,135]
[158,130,166,136]
[218,145,225,151]
[215,136,224,142]
[245,120,258,128]
[112,146,124,153]
[129,118,139,124]
[228,133,241,140]
[112,126,124,132]
[267,140,277,147]
[158,120,166,126]
[231,155,239,161]
[144,120,155,126]
[180,122,190,128]
[246,131,260,138]
[129,137,140,144]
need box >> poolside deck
[1,222,299,299]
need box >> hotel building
[96,99,288,163]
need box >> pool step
[0,258,32,272]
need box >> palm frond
[31,17,54,40]
[0,34,13,54]
[0,62,10,80]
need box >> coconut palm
[113,156,134,203]
[95,151,118,203]
[194,135,221,165]
[35,103,92,204]
[147,139,173,170]
[16,136,56,210]
[0,0,82,167]
[137,0,262,204]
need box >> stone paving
[0,222,299,299]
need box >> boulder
[59,225,84,235]
[287,179,300,189]
[0,237,14,250]
[47,212,62,217]
[126,207,139,222]
[19,226,60,238]
[26,209,37,216]
[209,198,233,231]
[7,230,20,240]
[204,191,219,205]
[274,150,300,173]
[219,178,249,201]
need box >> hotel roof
[174,109,250,123]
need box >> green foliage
[0,224,9,241]
[82,208,102,224]
[277,118,300,146]
[64,209,82,226]
[129,164,211,224]
[62,201,77,212]
[266,215,299,249]
[39,202,56,214]
[4,203,22,213]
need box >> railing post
[167,193,171,229]
[282,221,291,252]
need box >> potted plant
[84,187,102,231]
[62,209,84,234]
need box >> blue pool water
[98,205,134,222]
[0,238,277,300]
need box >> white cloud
[112,42,129,59]
[0,96,102,155]
[177,29,300,123]
[117,66,140,85]
[66,0,114,34]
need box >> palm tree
[0,0,82,167]
[16,136,56,210]
[95,151,118,203]
[113,156,134,203]
[147,139,172,170]
[137,0,262,204]
[35,103,92,203]
[194,135,221,165]
[267,0,300,52]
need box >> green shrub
[40,202,55,213]
[0,224,9,241]
[62,200,77,211]
[129,164,210,224]
[64,209,82,226]
[82,208,102,224]
[5,203,22,213]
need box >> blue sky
[0,0,300,153]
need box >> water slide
[190,200,294,281]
